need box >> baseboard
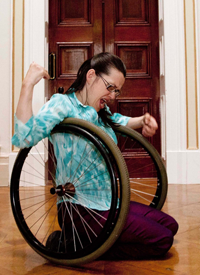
[0,155,9,186]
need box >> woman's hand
[141,113,158,137]
[23,62,50,88]
[126,113,158,137]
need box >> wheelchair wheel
[10,118,130,266]
[113,125,168,210]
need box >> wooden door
[48,0,160,153]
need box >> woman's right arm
[12,63,69,148]
[16,62,50,124]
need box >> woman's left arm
[126,113,158,137]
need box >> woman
[12,52,178,259]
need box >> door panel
[118,0,149,24]
[117,43,151,78]
[59,0,90,23]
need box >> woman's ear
[86,69,96,84]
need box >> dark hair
[64,52,126,127]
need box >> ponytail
[65,58,92,94]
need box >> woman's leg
[127,201,179,236]
[56,201,178,259]
[100,202,178,260]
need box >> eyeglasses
[98,74,121,97]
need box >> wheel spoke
[23,195,56,215]
[63,200,83,251]
[64,192,108,220]
[42,203,62,245]
[74,204,93,243]
[131,190,156,205]
[131,188,158,198]
[72,148,100,186]
[129,180,157,188]
[74,170,110,188]
[20,179,46,187]
[34,197,58,237]
[20,192,51,201]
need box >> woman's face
[86,67,125,112]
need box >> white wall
[164,0,200,184]
[0,0,12,186]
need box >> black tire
[10,118,130,266]
[112,125,168,210]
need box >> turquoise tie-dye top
[12,93,130,210]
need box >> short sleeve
[105,105,131,126]
[111,113,130,126]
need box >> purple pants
[58,201,178,259]
[101,201,178,259]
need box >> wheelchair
[10,118,168,266]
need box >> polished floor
[0,184,200,275]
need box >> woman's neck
[75,89,88,105]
